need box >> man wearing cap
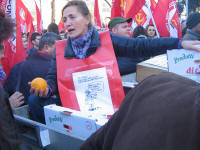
[108,17,148,75]
[108,17,132,37]
[183,12,200,40]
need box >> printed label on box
[167,49,200,82]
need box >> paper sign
[167,49,200,82]
[72,67,114,115]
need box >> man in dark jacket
[80,72,200,150]
[183,12,200,40]
[4,32,61,108]
[108,17,149,75]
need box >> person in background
[4,32,61,108]
[103,17,110,28]
[29,0,200,124]
[94,25,101,32]
[146,24,157,38]
[47,23,59,35]
[108,17,132,37]
[42,29,47,34]
[28,32,41,54]
[22,33,28,50]
[64,31,68,39]
[132,25,148,39]
[183,12,200,41]
[108,17,145,75]
[0,11,19,150]
[60,30,67,40]
[181,20,187,37]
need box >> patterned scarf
[70,27,94,59]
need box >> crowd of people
[1,0,200,149]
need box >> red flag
[151,0,157,11]
[153,0,182,38]
[17,0,34,34]
[1,0,28,76]
[58,19,66,32]
[131,1,156,30]
[94,0,102,27]
[35,0,42,34]
[17,0,35,49]
[111,0,124,19]
[14,0,27,60]
[124,0,145,18]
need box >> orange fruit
[31,77,47,91]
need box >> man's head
[39,32,61,56]
[47,23,59,35]
[186,12,200,34]
[30,32,41,49]
[108,17,132,37]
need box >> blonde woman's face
[62,6,90,39]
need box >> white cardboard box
[44,105,108,139]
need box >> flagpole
[145,3,160,38]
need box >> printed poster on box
[167,49,200,83]
[72,67,114,115]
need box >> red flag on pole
[151,0,157,11]
[153,0,182,38]
[94,0,102,27]
[124,0,145,18]
[132,0,157,27]
[111,0,124,19]
[35,0,42,34]
[1,0,28,76]
[14,0,28,60]
[17,0,35,49]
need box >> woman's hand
[9,91,24,108]
[181,40,200,51]
[28,82,49,97]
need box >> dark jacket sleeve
[4,63,21,96]
[110,33,180,58]
[46,51,58,95]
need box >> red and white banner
[35,0,42,34]
[131,0,157,30]
[153,0,182,38]
[124,0,145,19]
[17,0,34,49]
[111,0,124,19]
[94,0,102,27]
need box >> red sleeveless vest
[56,31,124,115]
